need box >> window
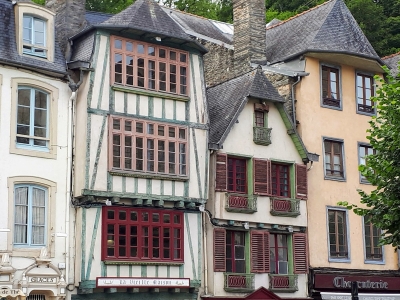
[111,36,189,96]
[23,15,47,57]
[255,111,264,127]
[271,163,290,197]
[270,234,288,274]
[227,158,247,193]
[324,139,345,180]
[14,185,47,247]
[16,87,49,149]
[226,231,246,273]
[363,216,382,262]
[109,116,188,177]
[356,73,375,114]
[321,65,340,108]
[328,209,349,259]
[102,207,183,262]
[359,144,376,183]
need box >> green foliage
[339,65,400,247]
[173,0,219,20]
[32,0,45,5]
[86,0,134,13]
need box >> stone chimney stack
[45,0,87,56]
[233,0,267,75]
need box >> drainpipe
[291,75,301,125]
[203,210,208,295]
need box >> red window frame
[322,66,340,108]
[102,207,184,262]
[356,73,375,114]
[269,233,288,274]
[109,116,188,177]
[271,163,290,197]
[110,36,189,96]
[226,231,246,273]
[254,111,264,127]
[227,157,247,193]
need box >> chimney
[233,0,267,75]
[45,0,87,56]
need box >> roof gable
[383,52,400,76]
[265,0,381,64]
[245,287,282,300]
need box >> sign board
[0,289,25,297]
[314,274,400,291]
[96,277,190,288]
[321,292,400,300]
[28,277,58,284]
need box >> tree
[339,65,400,247]
[85,0,134,13]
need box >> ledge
[112,85,190,102]
[109,170,189,182]
[104,261,184,266]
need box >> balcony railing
[224,273,255,293]
[269,274,298,293]
[225,193,257,213]
[253,127,272,146]
[270,197,300,217]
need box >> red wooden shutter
[293,233,308,274]
[215,153,228,191]
[214,228,226,272]
[296,163,308,199]
[250,230,270,273]
[253,158,271,195]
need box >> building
[49,0,210,299]
[0,0,72,300]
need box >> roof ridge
[207,68,257,89]
[382,51,400,60]
[266,0,334,31]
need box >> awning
[321,292,400,300]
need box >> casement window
[111,36,189,96]
[328,209,349,259]
[356,73,375,114]
[16,87,49,149]
[214,229,308,274]
[324,139,345,180]
[363,216,383,262]
[14,185,47,247]
[102,207,183,262]
[253,103,271,145]
[23,15,47,58]
[227,157,247,193]
[321,65,341,108]
[254,111,264,127]
[271,163,290,197]
[359,143,376,183]
[109,116,188,177]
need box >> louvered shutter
[296,163,308,199]
[214,228,226,272]
[215,153,228,191]
[250,230,270,273]
[253,158,271,195]
[293,233,308,274]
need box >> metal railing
[270,197,300,217]
[224,273,255,293]
[269,274,298,292]
[225,193,257,213]
[253,127,272,146]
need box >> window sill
[103,260,184,266]
[109,169,189,181]
[356,110,376,117]
[364,260,385,265]
[112,85,190,102]
[328,257,350,263]
[12,248,54,258]
[10,145,56,159]
[324,175,346,182]
[321,103,342,111]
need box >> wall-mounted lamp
[198,205,205,212]
[155,37,162,42]
[243,222,249,230]
[287,226,293,233]
[105,199,112,206]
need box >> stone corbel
[0,253,16,275]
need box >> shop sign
[96,277,190,288]
[28,277,58,284]
[0,288,25,297]
[321,292,400,300]
[314,274,400,291]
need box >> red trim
[227,157,247,193]
[271,163,290,197]
[96,277,190,288]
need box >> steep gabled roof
[207,67,283,147]
[264,0,382,65]
[382,52,400,76]
[85,11,112,25]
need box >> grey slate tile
[383,52,400,76]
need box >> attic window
[23,15,47,58]
[111,36,189,96]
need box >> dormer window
[23,15,47,58]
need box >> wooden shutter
[250,230,270,273]
[253,158,271,195]
[214,228,226,272]
[293,233,308,274]
[215,153,228,191]
[296,163,308,199]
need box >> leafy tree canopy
[339,66,400,247]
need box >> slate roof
[382,52,400,76]
[0,0,66,76]
[207,67,284,146]
[264,0,382,64]
[85,11,112,25]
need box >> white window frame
[326,206,351,263]
[362,216,384,264]
[22,15,47,58]
[14,184,48,247]
[16,86,50,151]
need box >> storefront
[310,269,400,300]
